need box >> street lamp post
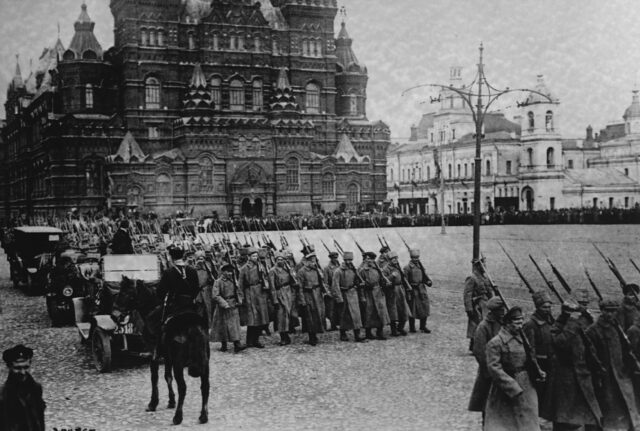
[402,43,552,260]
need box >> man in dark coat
[296,251,326,346]
[322,251,341,331]
[110,220,134,254]
[617,283,640,332]
[403,249,433,333]
[468,297,505,421]
[0,345,46,431]
[463,258,493,351]
[383,251,412,336]
[332,251,366,342]
[239,248,270,348]
[211,264,245,353]
[586,298,640,430]
[359,251,391,340]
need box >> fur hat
[363,251,376,260]
[503,306,524,323]
[247,247,259,256]
[487,297,505,311]
[388,251,398,260]
[328,251,339,259]
[343,251,354,260]
[409,249,420,258]
[532,290,552,308]
[623,283,640,295]
[221,263,234,272]
[572,288,590,304]
[379,246,390,254]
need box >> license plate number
[114,322,134,335]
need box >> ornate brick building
[2,0,390,220]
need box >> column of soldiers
[465,253,640,431]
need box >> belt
[275,283,290,290]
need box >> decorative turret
[269,67,299,116]
[64,2,103,60]
[334,19,368,118]
[624,90,640,135]
[182,63,214,117]
[520,74,560,141]
[11,55,24,90]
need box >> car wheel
[92,328,112,373]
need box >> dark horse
[114,276,210,425]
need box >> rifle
[546,257,572,295]
[529,255,563,303]
[497,241,535,295]
[349,234,366,256]
[630,258,640,277]
[398,232,432,286]
[333,239,345,255]
[478,259,546,383]
[593,243,627,287]
[583,265,603,302]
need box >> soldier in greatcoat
[545,296,603,431]
[239,247,270,348]
[382,251,412,336]
[193,251,214,331]
[468,297,505,421]
[376,246,391,268]
[523,290,555,420]
[268,252,297,346]
[463,258,493,351]
[323,251,341,331]
[296,250,326,346]
[332,251,367,342]
[211,264,246,353]
[585,298,640,430]
[484,306,542,431]
[359,251,391,340]
[404,249,433,333]
[617,283,640,332]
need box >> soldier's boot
[409,318,417,333]
[365,328,375,340]
[376,326,386,340]
[397,321,407,336]
[390,321,399,337]
[339,330,349,342]
[245,327,254,348]
[233,341,246,353]
[254,330,265,348]
[279,332,291,346]
[420,318,431,333]
[307,332,318,346]
[263,324,272,336]
[354,329,367,342]
[219,342,228,352]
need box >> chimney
[586,125,593,141]
[409,124,418,141]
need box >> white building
[387,71,640,214]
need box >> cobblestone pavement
[2,224,638,431]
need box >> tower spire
[12,54,24,88]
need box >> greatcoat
[239,261,270,327]
[331,264,363,331]
[296,265,326,334]
[617,296,640,332]
[484,328,540,431]
[194,262,214,330]
[585,316,640,430]
[268,265,296,333]
[359,264,391,328]
[210,275,243,343]
[522,309,555,418]
[544,312,602,427]
[463,270,493,339]
[0,373,46,431]
[403,260,430,319]
[382,263,412,322]
[468,313,501,412]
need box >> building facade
[388,71,640,215]
[2,0,390,221]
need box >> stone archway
[522,186,534,211]
[254,198,263,217]
[241,198,253,217]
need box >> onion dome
[524,75,557,105]
[624,90,640,121]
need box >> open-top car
[10,226,63,295]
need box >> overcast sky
[1,0,639,138]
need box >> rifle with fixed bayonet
[545,256,572,295]
[529,255,563,303]
[498,241,535,295]
[397,232,432,286]
[593,243,627,288]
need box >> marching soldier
[323,251,342,331]
[210,264,246,353]
[376,245,391,268]
[585,299,640,430]
[332,251,366,342]
[239,248,270,348]
[383,251,412,336]
[296,249,326,346]
[359,251,391,340]
[463,257,493,352]
[268,252,297,346]
[468,297,505,422]
[617,283,640,331]
[404,249,433,333]
[523,290,555,420]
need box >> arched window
[252,80,263,111]
[254,36,261,52]
[149,29,156,46]
[286,157,300,191]
[156,174,172,204]
[230,79,245,111]
[346,183,360,209]
[85,161,94,193]
[427,166,431,179]
[82,50,97,60]
[127,186,142,207]
[322,173,335,199]
[464,163,468,177]
[237,35,245,50]
[315,39,322,57]
[546,147,555,167]
[141,29,148,46]
[448,164,452,179]
[188,32,196,50]
[349,95,358,115]
[457,164,461,178]
[212,33,219,50]
[390,168,394,181]
[302,39,309,56]
[229,35,236,50]
[272,38,278,55]
[145,77,160,109]
[85,84,93,109]
[157,30,164,46]
[305,83,320,113]
[485,160,491,176]
[545,110,554,131]
[199,158,213,188]
[528,111,535,129]
[527,148,533,166]
[210,77,221,109]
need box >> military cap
[532,290,552,308]
[3,344,33,365]
[328,251,339,258]
[247,247,259,255]
[301,245,315,257]
[572,288,590,304]
[284,249,294,258]
[221,263,234,272]
[623,283,640,295]
[120,219,130,229]
[599,298,620,311]
[503,306,524,323]
[487,297,505,311]
[343,251,354,260]
[274,251,285,260]
[238,247,249,256]
[379,246,390,254]
[388,251,398,259]
[304,250,316,259]
[194,250,205,259]
[363,251,377,260]
[409,249,420,258]
[168,246,184,260]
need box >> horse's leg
[172,363,186,425]
[199,365,210,424]
[146,358,159,412]
[164,358,176,409]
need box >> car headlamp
[62,286,74,297]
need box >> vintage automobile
[73,253,160,373]
[10,226,63,295]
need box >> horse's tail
[187,324,209,378]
